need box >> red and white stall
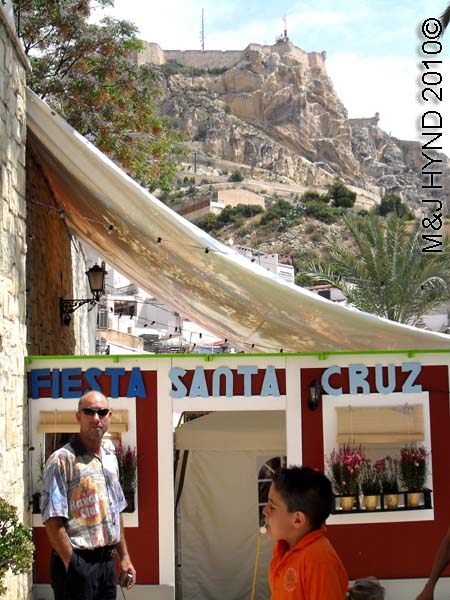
[28,350,450,599]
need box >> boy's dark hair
[348,577,385,600]
[271,466,333,530]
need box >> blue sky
[98,0,450,154]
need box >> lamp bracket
[60,297,97,325]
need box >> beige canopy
[26,89,450,353]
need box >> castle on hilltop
[134,40,328,73]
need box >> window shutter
[336,404,424,444]
[37,410,128,433]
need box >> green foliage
[13,0,183,191]
[228,170,244,182]
[399,445,429,490]
[303,200,338,223]
[160,62,227,77]
[328,181,356,208]
[300,190,330,204]
[303,213,450,324]
[196,213,219,233]
[197,204,264,233]
[116,443,137,495]
[376,193,415,219]
[260,199,303,230]
[0,498,34,595]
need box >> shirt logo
[69,477,108,526]
[283,567,298,592]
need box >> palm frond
[441,4,450,30]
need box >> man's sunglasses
[80,408,111,417]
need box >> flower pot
[363,495,379,511]
[406,492,422,507]
[340,496,356,511]
[123,491,135,513]
[32,492,41,514]
[384,493,399,509]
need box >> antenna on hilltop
[200,8,205,51]
[276,15,289,44]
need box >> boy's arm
[416,528,450,600]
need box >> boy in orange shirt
[263,466,348,599]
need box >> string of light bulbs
[26,195,338,353]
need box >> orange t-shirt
[268,525,348,600]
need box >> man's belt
[74,545,115,561]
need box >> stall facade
[29,350,450,599]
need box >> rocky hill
[138,38,449,211]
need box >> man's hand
[44,517,73,572]
[119,557,136,589]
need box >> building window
[322,392,433,523]
[257,456,286,526]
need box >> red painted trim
[33,370,160,585]
[301,365,450,579]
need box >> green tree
[13,0,183,190]
[0,498,34,595]
[328,181,356,208]
[377,193,414,218]
[300,190,330,204]
[302,213,450,324]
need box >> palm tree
[441,4,450,30]
[302,213,450,325]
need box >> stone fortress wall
[136,40,327,72]
[0,2,31,598]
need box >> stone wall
[137,40,327,73]
[26,146,94,356]
[136,42,242,69]
[165,49,242,69]
[0,2,31,598]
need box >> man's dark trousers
[50,547,116,600]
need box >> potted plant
[360,460,381,511]
[399,444,429,507]
[116,443,138,512]
[327,444,364,510]
[0,497,34,595]
[376,456,400,509]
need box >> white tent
[174,411,286,600]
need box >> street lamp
[307,379,322,411]
[60,263,107,325]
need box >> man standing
[42,391,136,599]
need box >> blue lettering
[374,364,396,394]
[61,368,82,398]
[84,368,103,392]
[127,367,147,397]
[349,364,370,394]
[212,367,233,397]
[402,362,423,393]
[51,369,60,398]
[105,368,125,398]
[260,367,280,396]
[189,367,208,397]
[237,366,258,396]
[30,369,51,399]
[321,366,342,395]
[169,367,188,398]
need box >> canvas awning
[25,89,450,353]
